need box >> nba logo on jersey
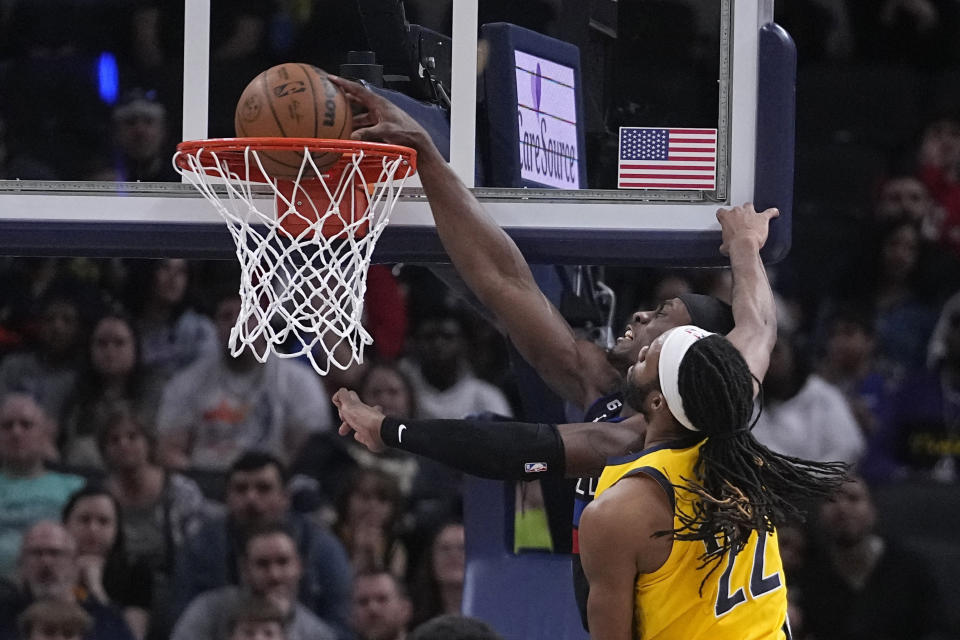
[524,461,549,473]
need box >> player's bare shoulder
[581,473,673,573]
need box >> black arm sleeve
[380,416,566,480]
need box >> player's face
[627,332,665,387]
[609,299,692,371]
[622,332,667,413]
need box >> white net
[173,142,414,375]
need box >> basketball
[234,63,352,177]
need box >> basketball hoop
[173,137,416,375]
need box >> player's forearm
[728,237,776,338]
[415,146,539,304]
[727,236,777,377]
[380,416,565,480]
[559,418,646,478]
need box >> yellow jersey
[595,438,790,640]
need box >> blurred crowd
[1,0,960,639]
[0,256,515,640]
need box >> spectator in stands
[400,309,512,420]
[798,475,947,639]
[98,406,210,573]
[225,596,288,640]
[291,361,420,508]
[156,288,331,471]
[171,525,335,640]
[61,487,153,640]
[0,394,84,577]
[873,173,960,301]
[874,291,960,481]
[0,264,96,363]
[351,363,420,494]
[861,219,940,369]
[334,468,408,577]
[108,90,177,183]
[409,521,465,629]
[408,615,503,640]
[351,570,411,640]
[752,333,865,465]
[817,306,900,434]
[875,173,945,242]
[173,452,352,638]
[125,259,217,384]
[917,111,960,256]
[359,363,417,421]
[60,312,162,468]
[0,289,85,423]
[97,406,211,640]
[0,521,134,640]
[16,599,91,640]
[816,306,917,483]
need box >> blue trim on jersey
[605,433,704,466]
[572,496,589,528]
[622,466,676,511]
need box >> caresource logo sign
[515,51,579,189]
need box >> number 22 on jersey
[704,532,783,617]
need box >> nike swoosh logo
[398,424,407,443]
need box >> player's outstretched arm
[328,76,616,409]
[333,388,646,479]
[717,203,779,391]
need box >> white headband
[658,325,715,431]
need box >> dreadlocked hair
[659,335,847,582]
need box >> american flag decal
[618,127,717,190]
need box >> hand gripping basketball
[328,75,437,156]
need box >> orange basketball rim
[174,137,417,239]
[172,136,417,376]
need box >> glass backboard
[0,0,793,266]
